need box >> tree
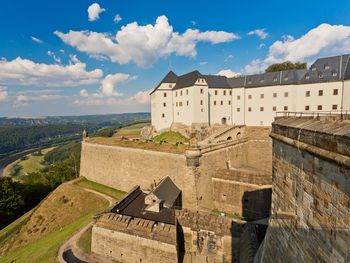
[265,61,307,73]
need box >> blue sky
[1,0,350,117]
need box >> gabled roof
[150,70,178,95]
[173,70,203,90]
[151,176,181,208]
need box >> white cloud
[114,14,122,23]
[247,29,268,39]
[100,73,133,97]
[191,20,196,26]
[79,89,89,97]
[216,69,240,78]
[224,54,234,62]
[244,23,350,74]
[31,36,44,44]
[0,56,103,87]
[0,86,8,101]
[55,15,239,68]
[259,43,266,49]
[17,89,63,95]
[47,51,61,64]
[87,3,106,21]
[14,93,65,108]
[199,61,208,65]
[59,49,65,53]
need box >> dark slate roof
[173,70,203,90]
[344,57,350,80]
[111,186,176,225]
[203,75,231,88]
[300,54,350,84]
[151,176,181,208]
[227,77,245,88]
[150,70,178,95]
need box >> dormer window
[305,74,310,80]
[324,64,330,70]
[247,78,252,84]
[284,77,289,81]
[311,67,316,71]
[260,79,264,83]
[318,73,323,79]
[332,71,337,77]
[273,76,278,82]
[169,84,172,88]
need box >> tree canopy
[265,61,307,73]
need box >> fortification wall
[257,117,350,263]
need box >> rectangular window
[305,105,310,111]
[229,90,232,95]
[272,106,277,111]
[201,108,203,112]
[163,92,167,97]
[318,90,323,96]
[306,91,310,97]
[248,94,252,99]
[318,105,322,110]
[180,90,183,96]
[200,100,203,105]
[163,102,166,107]
[260,94,264,99]
[228,101,231,105]
[186,101,189,106]
[223,90,226,96]
[332,104,338,110]
[186,89,188,95]
[179,102,183,107]
[169,84,172,88]
[260,107,264,111]
[175,91,177,97]
[333,89,338,95]
[214,101,217,105]
[162,113,165,118]
[237,95,241,100]
[215,90,218,95]
[284,106,288,111]
[248,107,252,112]
[176,102,178,107]
[284,92,289,97]
[220,101,223,105]
[273,93,277,98]
[200,89,203,94]
[237,108,240,112]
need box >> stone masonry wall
[258,118,350,263]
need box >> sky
[1,0,350,117]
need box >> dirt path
[57,180,117,263]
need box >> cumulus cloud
[0,86,8,101]
[31,36,44,44]
[244,23,350,74]
[79,89,89,97]
[55,15,239,67]
[217,69,240,78]
[17,89,63,95]
[87,3,105,21]
[247,29,268,39]
[14,93,65,108]
[0,56,103,87]
[100,73,132,97]
[47,51,61,64]
[114,14,122,23]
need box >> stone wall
[92,213,177,263]
[257,117,350,263]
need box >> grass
[74,177,126,200]
[153,131,189,144]
[0,183,109,262]
[77,226,92,254]
[88,137,188,154]
[4,147,54,177]
[114,122,150,137]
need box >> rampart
[256,117,350,262]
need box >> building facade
[150,54,350,131]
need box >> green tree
[0,177,24,227]
[265,61,307,73]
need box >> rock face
[257,117,350,263]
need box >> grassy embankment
[0,178,125,263]
[3,147,54,177]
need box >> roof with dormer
[150,54,350,93]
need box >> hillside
[0,181,112,263]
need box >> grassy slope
[74,177,126,200]
[0,183,109,263]
[77,226,92,254]
[114,122,149,136]
[4,147,54,176]
[152,131,189,144]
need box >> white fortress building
[150,54,350,132]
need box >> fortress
[79,54,350,263]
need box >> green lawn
[114,122,150,137]
[0,213,94,263]
[153,131,189,144]
[74,177,126,200]
[77,226,92,254]
[4,147,54,176]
